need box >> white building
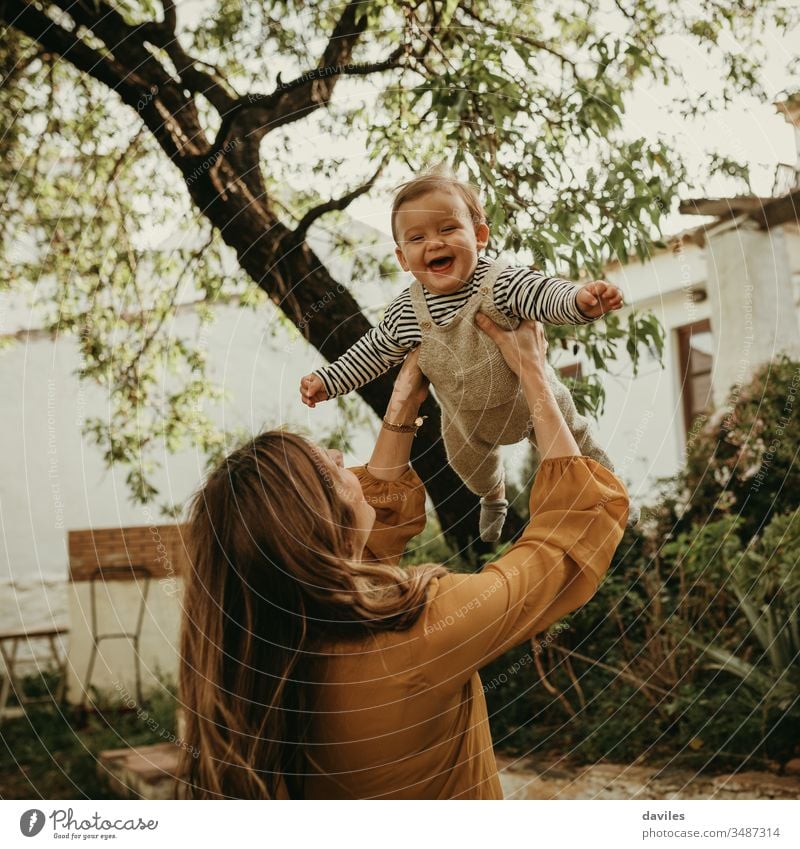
[581,93,800,504]
[565,218,800,506]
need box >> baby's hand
[300,373,329,408]
[576,280,624,319]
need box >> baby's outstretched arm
[498,267,622,325]
[300,319,411,406]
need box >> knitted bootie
[479,497,509,542]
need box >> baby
[301,166,629,541]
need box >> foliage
[481,360,800,769]
[1,0,799,510]
[402,511,463,569]
[548,310,666,418]
[0,676,180,799]
[673,511,800,714]
[482,503,799,770]
[653,355,800,543]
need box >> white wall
[0,302,375,648]
[561,226,800,506]
[706,222,800,406]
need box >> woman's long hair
[177,430,446,799]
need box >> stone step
[496,755,800,800]
[97,744,800,800]
[98,743,181,800]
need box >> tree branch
[205,1,405,162]
[290,156,388,245]
[461,4,580,78]
[2,0,144,100]
[6,0,209,164]
[61,0,174,88]
[142,0,238,116]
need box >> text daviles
[642,811,685,820]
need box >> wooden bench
[0,626,69,724]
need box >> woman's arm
[415,455,629,689]
[366,347,430,481]
[352,347,431,563]
[403,315,628,691]
[475,314,579,460]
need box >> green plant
[682,509,800,714]
[655,356,800,543]
[0,676,182,799]
[480,496,799,771]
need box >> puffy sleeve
[351,465,428,565]
[413,455,629,691]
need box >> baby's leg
[542,362,614,468]
[442,411,508,542]
[532,363,639,526]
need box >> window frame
[676,318,713,437]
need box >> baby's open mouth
[428,256,454,272]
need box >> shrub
[483,509,799,769]
[655,355,800,543]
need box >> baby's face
[394,189,490,295]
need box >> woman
[178,315,629,799]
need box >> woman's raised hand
[391,346,429,409]
[475,313,579,460]
[368,347,430,482]
[474,313,549,377]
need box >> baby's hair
[391,162,486,244]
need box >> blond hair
[391,163,486,244]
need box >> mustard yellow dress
[303,456,629,799]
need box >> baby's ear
[475,221,490,250]
[394,245,410,271]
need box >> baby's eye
[441,226,456,232]
[410,236,423,242]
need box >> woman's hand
[369,347,429,482]
[390,346,429,409]
[474,313,549,377]
[476,313,579,460]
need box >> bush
[655,355,800,543]
[674,510,800,716]
[481,358,800,771]
[0,679,181,798]
[482,509,799,769]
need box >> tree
[1,0,797,550]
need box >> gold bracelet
[382,415,427,435]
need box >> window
[677,319,713,435]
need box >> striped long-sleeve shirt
[315,255,592,398]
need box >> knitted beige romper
[409,256,614,496]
